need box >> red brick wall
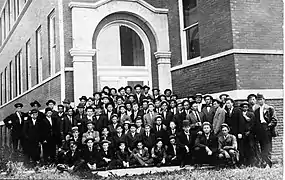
[199,0,234,57]
[171,54,237,97]
[231,0,283,50]
[0,76,61,121]
[65,71,74,102]
[235,54,283,90]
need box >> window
[14,0,20,20]
[15,51,22,95]
[26,40,31,89]
[48,10,56,75]
[2,9,6,40]
[4,67,7,103]
[9,61,13,100]
[180,0,200,60]
[0,73,2,105]
[36,27,43,83]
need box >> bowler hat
[152,88,160,92]
[118,87,125,92]
[101,139,111,144]
[77,103,85,108]
[203,94,213,100]
[164,89,172,94]
[14,103,23,108]
[30,100,41,107]
[45,107,53,114]
[110,114,118,119]
[219,93,229,100]
[134,84,142,89]
[240,101,249,107]
[79,96,88,101]
[125,85,133,90]
[256,93,265,99]
[143,85,150,90]
[62,98,71,104]
[30,108,38,114]
[46,99,56,106]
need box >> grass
[0,147,282,180]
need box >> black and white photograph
[0,0,283,179]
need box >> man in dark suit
[254,94,278,168]
[224,98,245,165]
[126,124,142,150]
[112,125,127,150]
[105,103,116,124]
[23,109,41,165]
[62,108,76,139]
[142,124,156,152]
[201,95,215,124]
[30,100,45,120]
[73,103,86,135]
[46,99,58,118]
[93,106,108,133]
[40,107,60,164]
[97,140,116,169]
[193,122,218,165]
[160,101,174,127]
[4,103,28,153]
[186,101,206,137]
[134,84,146,106]
[130,103,144,122]
[177,120,194,167]
[81,137,100,170]
[153,116,168,145]
[166,135,184,166]
[173,102,184,130]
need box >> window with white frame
[4,67,7,103]
[26,40,31,89]
[0,73,2,105]
[9,61,13,100]
[180,0,200,60]
[36,27,43,83]
[48,10,56,76]
[15,51,22,95]
[14,0,20,20]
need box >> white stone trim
[154,51,171,59]
[64,67,74,72]
[69,48,97,57]
[68,0,169,14]
[171,49,284,71]
[209,89,283,100]
[0,72,61,109]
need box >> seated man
[101,127,114,150]
[218,123,239,166]
[57,142,84,172]
[112,125,127,150]
[97,140,116,170]
[142,124,156,153]
[81,137,100,171]
[57,133,73,164]
[81,121,100,145]
[114,141,131,168]
[193,122,218,165]
[151,138,167,167]
[166,135,184,166]
[126,123,141,151]
[131,141,153,167]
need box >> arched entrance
[95,20,152,90]
[69,0,172,105]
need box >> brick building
[0,0,283,157]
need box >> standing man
[4,103,28,153]
[254,93,278,168]
[247,94,259,112]
[195,93,204,112]
[224,98,245,165]
[201,95,215,124]
[46,99,58,118]
[134,84,146,106]
[30,100,45,120]
[212,99,225,137]
[219,94,229,109]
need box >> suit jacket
[4,112,28,139]
[254,104,278,138]
[136,127,145,136]
[105,111,116,123]
[143,112,158,127]
[81,146,100,164]
[134,93,146,105]
[212,107,226,135]
[93,114,108,132]
[225,107,245,136]
[23,117,41,144]
[116,150,130,162]
[177,131,195,150]
[98,149,114,162]
[126,132,142,150]
[167,128,179,137]
[112,133,127,149]
[132,148,150,161]
[186,111,205,134]
[153,125,168,144]
[218,134,238,152]
[142,132,156,149]
[73,113,86,134]
[131,110,144,122]
[242,111,255,133]
[64,149,82,166]
[40,116,59,143]
[201,105,216,124]
[108,123,119,135]
[173,111,185,130]
[62,115,76,137]
[195,133,218,153]
[160,111,174,127]
[166,144,183,158]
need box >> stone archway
[69,0,172,105]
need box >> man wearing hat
[193,122,218,165]
[164,89,172,101]
[97,139,116,170]
[40,107,60,164]
[186,101,205,136]
[73,103,86,134]
[79,96,88,106]
[254,93,278,168]
[152,88,160,100]
[4,103,28,153]
[195,93,204,112]
[46,99,58,118]
[224,98,246,165]
[153,115,168,145]
[134,84,146,106]
[30,100,45,119]
[93,105,108,133]
[202,95,215,124]
[247,94,259,112]
[142,85,151,99]
[177,120,195,167]
[62,98,71,112]
[219,94,229,109]
[81,137,100,170]
[23,108,41,165]
[82,121,100,144]
[166,135,184,166]
[125,86,133,96]
[240,101,258,166]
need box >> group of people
[3,84,278,172]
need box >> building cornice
[69,0,168,14]
[69,48,97,57]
